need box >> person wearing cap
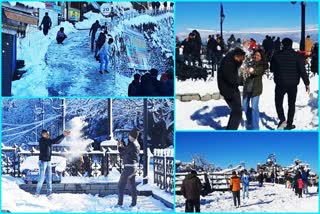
[35,129,71,197]
[181,170,203,212]
[230,171,241,208]
[271,37,310,130]
[116,128,141,207]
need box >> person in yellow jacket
[305,35,313,55]
[230,171,241,208]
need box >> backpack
[96,33,106,50]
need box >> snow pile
[2,175,172,212]
[75,11,105,30]
[13,22,77,96]
[176,75,318,130]
[61,117,93,158]
[176,182,318,212]
[20,156,67,172]
[8,1,46,8]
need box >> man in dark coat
[274,37,281,52]
[40,12,52,36]
[89,20,101,51]
[270,38,310,130]
[128,74,141,96]
[35,129,71,196]
[181,170,203,212]
[116,128,141,207]
[218,47,246,130]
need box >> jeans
[118,167,137,206]
[275,85,297,126]
[100,53,108,72]
[225,91,242,130]
[185,199,200,212]
[243,94,260,130]
[36,161,52,195]
[91,35,95,50]
[232,191,241,207]
[242,185,249,199]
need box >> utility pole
[62,98,66,131]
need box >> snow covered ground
[176,75,318,130]
[176,182,319,212]
[2,175,172,212]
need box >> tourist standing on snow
[241,170,250,199]
[40,12,52,36]
[230,171,241,208]
[116,128,140,207]
[301,170,309,194]
[258,172,264,187]
[274,37,281,53]
[89,20,101,51]
[242,49,268,130]
[294,171,301,196]
[270,38,310,130]
[128,74,142,96]
[107,38,116,68]
[181,170,203,212]
[35,129,71,197]
[56,27,68,44]
[297,177,304,198]
[311,43,318,75]
[192,30,202,67]
[305,35,313,55]
[218,47,246,130]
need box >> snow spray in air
[63,117,93,159]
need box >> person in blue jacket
[241,169,250,199]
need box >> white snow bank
[20,156,67,172]
[2,175,172,212]
[8,1,46,8]
[13,21,77,96]
[176,182,318,212]
[75,11,105,30]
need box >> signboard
[100,3,112,16]
[123,28,150,70]
[68,8,80,22]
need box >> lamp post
[220,3,225,47]
[143,99,148,184]
[291,1,306,51]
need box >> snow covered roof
[8,1,46,9]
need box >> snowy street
[46,30,117,96]
[176,75,318,130]
[176,182,318,212]
[2,175,173,212]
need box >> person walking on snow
[241,170,250,199]
[97,37,111,74]
[40,12,52,36]
[270,38,310,130]
[56,27,67,44]
[258,172,264,187]
[230,171,241,208]
[301,170,309,194]
[35,129,71,197]
[116,128,140,207]
[181,170,203,212]
[89,20,101,51]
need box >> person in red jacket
[298,178,304,198]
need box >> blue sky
[176,2,318,34]
[176,132,318,172]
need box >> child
[298,178,304,198]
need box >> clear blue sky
[176,2,318,33]
[176,132,318,172]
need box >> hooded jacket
[181,173,203,200]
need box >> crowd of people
[180,169,318,212]
[128,68,174,96]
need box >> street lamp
[291,1,306,51]
[220,3,225,44]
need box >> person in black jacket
[270,38,310,130]
[116,128,141,207]
[89,20,101,51]
[40,12,52,36]
[128,74,141,96]
[181,170,203,212]
[35,129,70,196]
[218,47,246,130]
